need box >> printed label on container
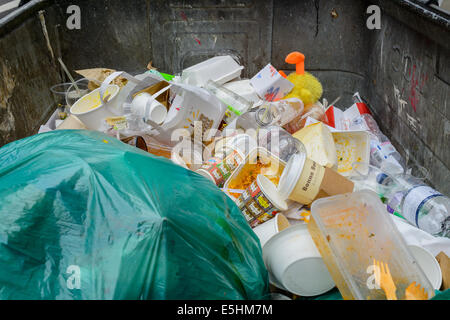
[200,150,244,187]
[402,186,442,227]
[289,158,325,205]
[237,180,279,228]
[370,141,402,168]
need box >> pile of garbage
[4,51,450,300]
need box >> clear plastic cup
[65,78,91,108]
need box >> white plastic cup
[132,93,168,125]
[253,213,290,248]
[408,245,442,290]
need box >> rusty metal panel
[0,5,61,147]
[366,5,450,195]
[148,0,273,77]
[53,0,152,73]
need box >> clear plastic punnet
[309,190,435,300]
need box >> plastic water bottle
[350,113,405,175]
[236,99,303,130]
[387,176,450,238]
[350,93,405,175]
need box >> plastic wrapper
[0,130,270,300]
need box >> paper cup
[278,152,325,205]
[236,175,288,228]
[408,245,442,290]
[70,85,120,130]
[196,148,244,188]
[263,223,335,296]
[253,213,290,248]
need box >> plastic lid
[257,175,288,211]
[278,152,307,200]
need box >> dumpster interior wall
[0,0,448,195]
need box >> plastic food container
[263,223,335,296]
[223,147,286,200]
[223,79,261,103]
[214,133,257,159]
[235,175,288,228]
[70,85,120,130]
[309,190,435,300]
[181,55,244,87]
[332,131,370,177]
[253,213,290,248]
[205,80,253,123]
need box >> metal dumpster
[0,0,449,195]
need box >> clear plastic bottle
[350,93,405,175]
[236,99,303,130]
[387,175,450,238]
[350,113,405,175]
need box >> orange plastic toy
[284,51,323,107]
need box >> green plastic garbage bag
[0,130,270,300]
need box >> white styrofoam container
[181,56,244,87]
[223,79,261,103]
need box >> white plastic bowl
[408,245,442,290]
[263,223,335,296]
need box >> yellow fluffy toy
[283,51,323,107]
